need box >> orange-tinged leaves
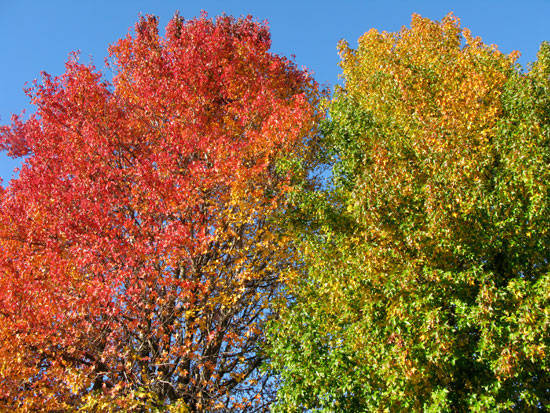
[269,13,550,412]
[0,12,322,411]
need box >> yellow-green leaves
[269,14,550,412]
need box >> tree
[0,13,321,411]
[269,14,550,411]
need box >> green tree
[269,14,550,411]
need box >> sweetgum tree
[269,14,550,411]
[0,13,321,411]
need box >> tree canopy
[1,11,549,413]
[0,13,321,411]
[268,13,550,412]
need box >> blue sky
[1,0,550,183]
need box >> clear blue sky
[1,0,550,183]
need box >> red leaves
[0,12,321,410]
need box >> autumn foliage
[2,10,550,413]
[0,13,320,411]
[269,14,550,411]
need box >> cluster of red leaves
[0,13,320,411]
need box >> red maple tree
[0,13,321,411]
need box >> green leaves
[269,13,550,411]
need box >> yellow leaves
[230,371,247,383]
[334,13,516,263]
[343,13,512,149]
[495,346,519,380]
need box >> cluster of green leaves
[269,14,550,412]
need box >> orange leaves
[341,13,512,143]
[0,12,321,411]
[335,13,517,255]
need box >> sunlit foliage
[269,14,550,411]
[0,13,321,411]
